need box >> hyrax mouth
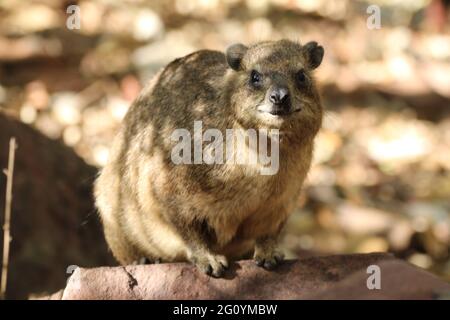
[266,107,301,116]
[257,104,301,117]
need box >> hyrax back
[95,39,324,277]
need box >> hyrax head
[226,39,324,135]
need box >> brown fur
[94,39,324,277]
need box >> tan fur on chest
[205,141,313,248]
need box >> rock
[0,113,114,299]
[58,253,450,300]
[307,259,450,299]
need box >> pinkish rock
[58,253,449,300]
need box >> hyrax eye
[296,70,308,87]
[250,70,262,87]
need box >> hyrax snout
[95,39,324,277]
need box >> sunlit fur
[95,39,324,274]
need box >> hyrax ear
[226,43,248,71]
[303,41,324,70]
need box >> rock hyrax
[95,39,324,277]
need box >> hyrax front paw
[189,252,228,278]
[254,248,284,270]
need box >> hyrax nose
[269,87,289,105]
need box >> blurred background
[0,0,449,299]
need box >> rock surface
[60,253,450,300]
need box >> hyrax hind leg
[102,218,143,265]
[103,219,162,265]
